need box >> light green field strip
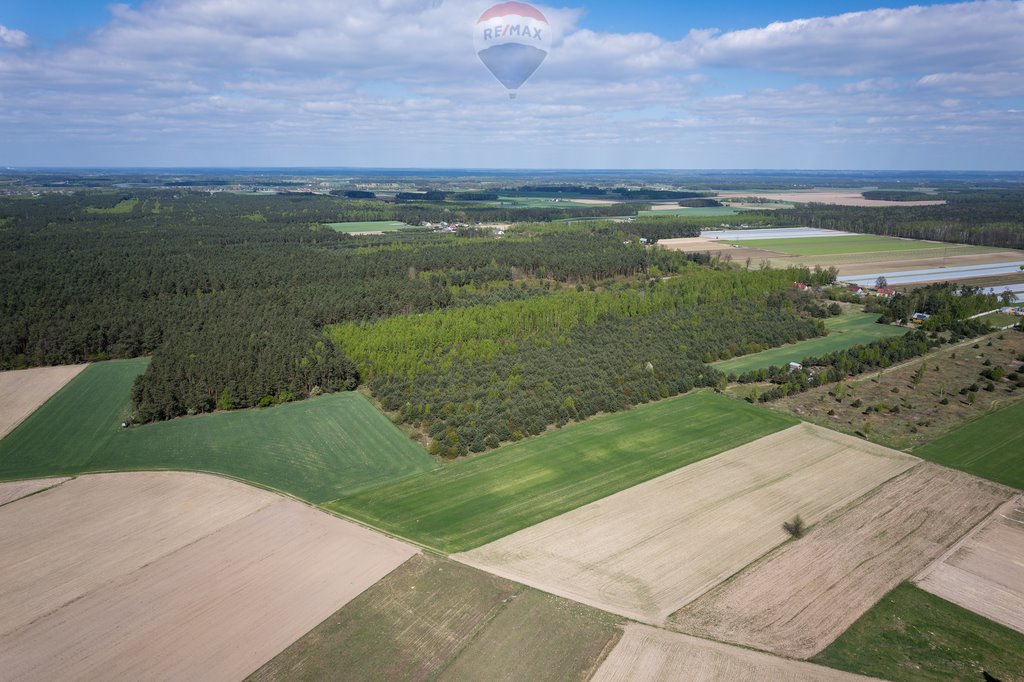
[726,235,964,257]
[329,392,798,553]
[0,360,437,503]
[713,312,907,376]
[325,220,412,232]
[913,398,1024,490]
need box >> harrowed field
[329,392,798,553]
[0,360,437,503]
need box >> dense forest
[0,191,707,421]
[331,268,833,456]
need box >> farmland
[0,472,416,680]
[325,220,412,232]
[329,392,797,552]
[914,394,1024,489]
[671,463,1013,659]
[725,234,946,256]
[593,624,872,682]
[815,584,1024,682]
[915,496,1024,634]
[249,553,622,682]
[770,330,1024,451]
[714,311,907,376]
[0,360,437,503]
[0,476,68,507]
[0,364,87,439]
[457,423,916,622]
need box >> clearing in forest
[0,472,416,680]
[325,220,412,232]
[671,463,1013,659]
[592,623,875,682]
[0,364,88,440]
[0,359,437,503]
[329,392,798,553]
[249,553,622,682]
[713,312,906,376]
[915,496,1024,635]
[456,423,916,622]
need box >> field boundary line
[914,493,1023,583]
[0,476,73,509]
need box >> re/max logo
[482,24,543,41]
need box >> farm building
[788,362,803,372]
[911,312,931,323]
[793,282,808,291]
[875,288,897,297]
[846,285,865,296]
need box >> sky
[0,0,1022,169]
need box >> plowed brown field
[0,472,416,680]
[0,364,87,438]
[591,623,877,681]
[671,463,1013,658]
[457,424,916,623]
[915,495,1024,635]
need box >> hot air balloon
[474,2,551,98]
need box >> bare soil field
[0,476,69,507]
[592,624,876,682]
[456,423,916,623]
[718,190,945,207]
[0,472,416,680]
[915,495,1024,634]
[835,250,1024,277]
[671,463,1013,659]
[0,364,87,439]
[771,331,1024,450]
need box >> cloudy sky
[1,0,1022,169]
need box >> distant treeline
[677,198,724,208]
[503,185,714,200]
[744,189,1024,249]
[861,190,937,201]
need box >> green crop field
[814,584,1024,681]
[713,312,908,376]
[0,360,436,502]
[913,398,1024,489]
[726,235,945,256]
[83,198,138,214]
[978,311,1021,328]
[329,392,797,552]
[325,220,412,232]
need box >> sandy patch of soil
[915,495,1024,634]
[0,471,416,680]
[0,364,88,439]
[0,477,70,507]
[671,463,1013,659]
[657,238,791,261]
[717,191,945,207]
[456,424,916,623]
[592,623,877,681]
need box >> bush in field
[782,515,804,538]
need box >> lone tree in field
[875,275,888,289]
[782,515,804,539]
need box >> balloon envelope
[474,2,551,94]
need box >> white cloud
[0,0,1021,168]
[0,25,29,49]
